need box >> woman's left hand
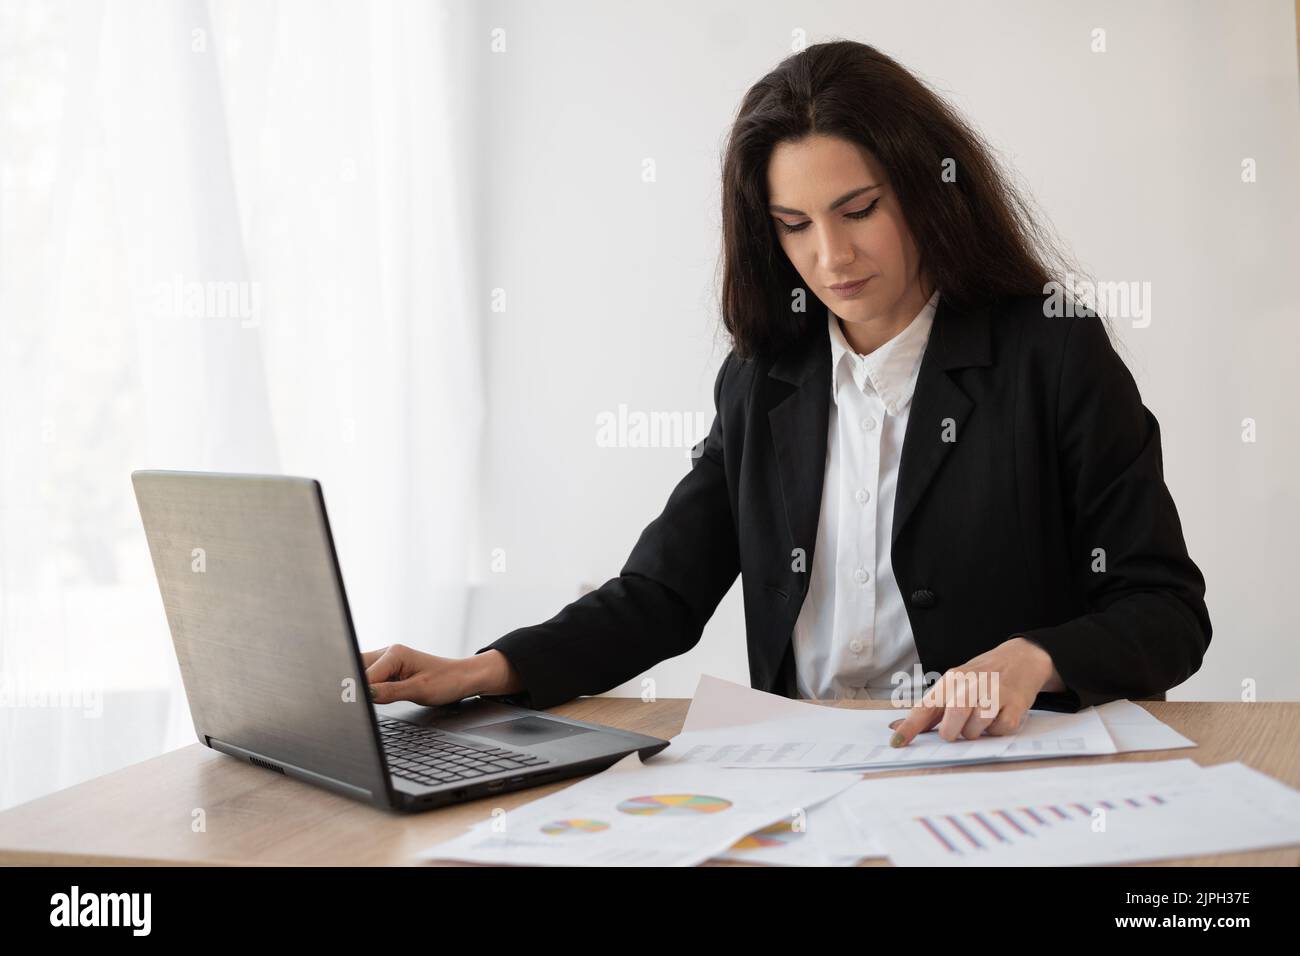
[888,636,1065,747]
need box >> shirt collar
[828,289,940,416]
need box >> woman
[364,40,1210,747]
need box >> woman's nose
[818,227,855,270]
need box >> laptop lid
[132,470,396,809]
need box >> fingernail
[890,732,906,748]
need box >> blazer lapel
[891,295,994,548]
[766,314,832,595]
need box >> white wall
[462,0,1300,702]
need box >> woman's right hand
[361,645,521,706]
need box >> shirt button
[854,567,869,584]
[860,417,877,431]
[849,640,864,654]
[855,488,869,504]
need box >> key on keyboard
[378,716,550,787]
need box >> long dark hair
[719,40,1088,360]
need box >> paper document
[652,675,1119,771]
[420,752,859,867]
[1092,698,1196,752]
[712,790,885,866]
[658,715,1018,769]
[844,758,1300,866]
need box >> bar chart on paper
[916,791,1170,856]
[860,760,1300,866]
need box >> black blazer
[477,292,1211,713]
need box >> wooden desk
[0,699,1296,866]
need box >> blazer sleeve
[472,354,742,711]
[1016,314,1212,710]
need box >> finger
[950,669,999,739]
[936,669,988,741]
[360,647,388,668]
[937,705,974,742]
[891,674,952,746]
[959,708,998,740]
[369,677,424,705]
[986,706,1028,736]
[890,700,944,747]
[365,646,406,684]
[889,717,937,733]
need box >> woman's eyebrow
[768,183,880,217]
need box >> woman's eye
[845,199,879,220]
[776,199,878,234]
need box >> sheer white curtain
[0,0,483,809]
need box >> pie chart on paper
[730,818,804,850]
[616,794,733,816]
[539,819,610,836]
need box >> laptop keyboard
[378,717,550,787]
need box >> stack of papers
[420,675,1300,867]
[836,758,1300,866]
[650,675,1192,772]
[419,751,860,866]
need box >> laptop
[131,469,669,812]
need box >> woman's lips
[829,276,871,297]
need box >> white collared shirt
[792,290,941,700]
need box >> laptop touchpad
[463,716,593,746]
